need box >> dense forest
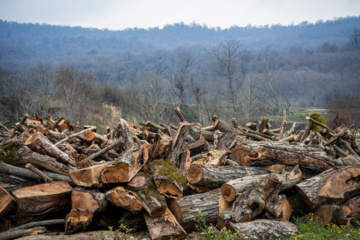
[0,16,359,129]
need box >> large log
[176,188,222,231]
[25,132,76,167]
[186,164,267,189]
[65,188,107,234]
[105,186,142,213]
[314,204,349,226]
[221,166,302,202]
[12,181,72,224]
[126,172,167,218]
[143,208,187,240]
[264,194,292,221]
[101,142,151,183]
[150,159,187,199]
[247,145,333,174]
[228,219,298,240]
[0,185,15,217]
[296,167,360,211]
[69,161,112,188]
[344,196,360,220]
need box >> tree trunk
[12,181,72,224]
[105,186,142,213]
[150,159,187,199]
[228,219,298,240]
[143,208,187,240]
[296,167,360,211]
[126,172,167,218]
[101,143,151,183]
[69,161,112,188]
[25,132,76,167]
[176,188,222,231]
[65,188,107,234]
[0,185,15,217]
[186,164,267,189]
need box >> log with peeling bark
[105,186,142,213]
[176,188,222,231]
[65,188,107,234]
[314,204,349,226]
[0,185,15,217]
[264,194,292,221]
[247,145,333,174]
[186,164,267,190]
[25,132,76,167]
[228,219,298,240]
[217,132,237,150]
[191,149,228,166]
[12,181,72,224]
[221,166,302,203]
[126,172,167,218]
[296,167,360,211]
[70,161,112,187]
[143,208,187,240]
[150,159,187,199]
[101,142,151,183]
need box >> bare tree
[210,40,247,120]
[349,28,360,49]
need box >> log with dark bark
[143,208,187,240]
[12,181,72,224]
[150,159,187,199]
[186,164,267,190]
[314,204,349,226]
[264,194,292,221]
[105,186,142,213]
[65,188,107,234]
[176,188,222,231]
[126,172,167,218]
[101,142,151,183]
[296,167,360,211]
[70,161,112,187]
[228,219,298,240]
[0,185,15,217]
[118,211,147,232]
[217,132,237,150]
[25,132,76,167]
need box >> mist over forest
[0,16,360,128]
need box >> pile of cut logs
[0,109,360,240]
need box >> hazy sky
[0,0,359,30]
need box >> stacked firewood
[0,109,359,240]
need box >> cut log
[264,194,292,221]
[143,208,187,240]
[229,144,253,166]
[126,172,167,217]
[25,163,53,182]
[12,181,72,224]
[296,167,360,211]
[118,211,147,232]
[105,186,142,213]
[168,122,192,168]
[176,188,222,231]
[228,219,298,240]
[150,159,187,199]
[186,164,267,190]
[192,149,228,166]
[65,188,107,234]
[217,132,237,150]
[344,196,360,220]
[212,115,238,133]
[101,143,151,183]
[314,204,349,226]
[151,132,172,160]
[247,145,332,174]
[221,166,302,202]
[119,118,134,149]
[0,185,15,217]
[187,136,208,156]
[25,132,76,167]
[69,161,112,187]
[55,126,96,146]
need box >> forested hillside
[0,16,359,129]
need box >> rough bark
[168,122,192,168]
[186,164,267,189]
[228,219,298,240]
[105,186,142,213]
[217,132,237,150]
[12,181,72,224]
[264,194,292,221]
[143,208,187,240]
[65,188,107,234]
[176,188,222,231]
[296,167,360,211]
[150,159,187,199]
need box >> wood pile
[0,111,359,240]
